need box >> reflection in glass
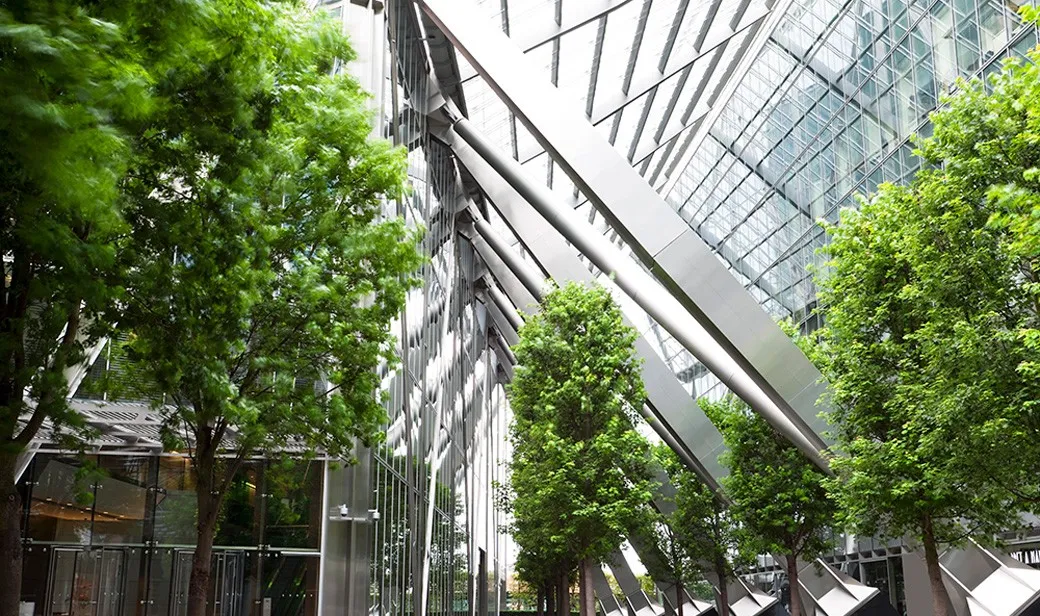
[153,456,196,545]
[28,456,94,545]
[93,457,151,545]
[264,459,322,549]
[215,462,259,548]
[261,554,319,616]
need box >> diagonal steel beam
[515,11,768,165]
[658,0,691,72]
[421,0,830,458]
[588,9,768,125]
[622,0,656,95]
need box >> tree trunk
[187,444,226,616]
[188,481,218,616]
[715,558,730,616]
[0,452,22,616]
[922,515,950,616]
[718,578,729,616]
[787,555,802,616]
[547,580,556,616]
[557,569,569,616]
[676,581,683,616]
[578,558,596,616]
[536,585,545,616]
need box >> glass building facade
[16,0,1040,615]
[16,451,323,616]
[666,0,1039,326]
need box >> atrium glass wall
[359,1,515,614]
[665,0,1040,327]
[15,451,322,616]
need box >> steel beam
[607,549,665,616]
[450,135,725,483]
[514,10,768,165]
[591,565,631,616]
[418,0,831,461]
[446,125,901,616]
[588,11,768,125]
[625,528,716,616]
[444,115,829,470]
[460,0,638,68]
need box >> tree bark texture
[536,585,546,616]
[787,555,802,616]
[188,479,218,616]
[0,453,22,616]
[187,426,231,616]
[578,558,596,616]
[922,515,950,616]
[547,580,556,616]
[715,558,730,616]
[556,569,569,616]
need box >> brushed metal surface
[454,135,724,484]
[419,0,832,458]
[591,564,633,616]
[445,120,829,470]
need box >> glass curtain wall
[16,452,322,616]
[666,0,1039,329]
[368,2,514,615]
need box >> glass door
[94,550,126,616]
[46,548,127,616]
[212,552,244,616]
[169,550,245,616]
[170,551,193,616]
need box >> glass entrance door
[46,548,127,616]
[169,550,246,616]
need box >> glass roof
[458,0,773,194]
[455,0,1036,333]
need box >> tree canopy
[111,1,422,613]
[0,1,213,611]
[702,395,833,616]
[506,281,655,616]
[1,1,425,614]
[808,24,1040,616]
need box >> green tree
[0,2,205,611]
[507,418,579,616]
[639,515,696,616]
[813,181,1017,616]
[637,573,657,598]
[809,29,1040,613]
[702,396,833,616]
[507,282,656,616]
[114,3,422,615]
[657,446,747,616]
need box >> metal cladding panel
[654,227,829,439]
[591,565,630,616]
[448,130,724,484]
[418,0,831,453]
[633,334,728,482]
[607,549,665,616]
